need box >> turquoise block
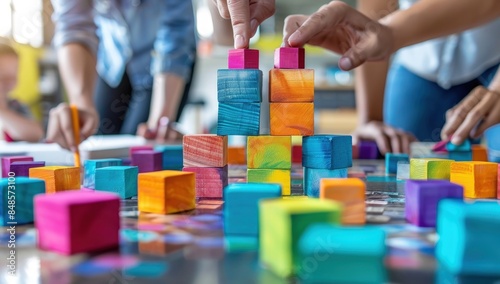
[385,153,409,174]
[437,199,500,275]
[298,224,387,283]
[154,145,183,170]
[0,177,45,226]
[95,166,138,199]
[217,69,262,102]
[217,103,260,136]
[446,140,472,152]
[303,168,348,197]
[449,151,472,161]
[83,159,122,189]
[224,235,258,252]
[302,135,352,169]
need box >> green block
[248,169,291,195]
[247,136,292,169]
[409,158,453,180]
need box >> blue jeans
[384,63,500,142]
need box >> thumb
[338,46,367,71]
[227,0,251,48]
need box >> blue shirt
[51,0,196,88]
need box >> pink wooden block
[131,150,163,173]
[129,145,153,157]
[183,135,228,167]
[274,47,305,69]
[228,49,259,69]
[34,190,120,255]
[183,166,228,198]
[2,156,34,177]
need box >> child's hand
[353,121,416,154]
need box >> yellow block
[409,158,453,180]
[450,162,497,199]
[247,169,291,195]
[29,166,80,194]
[320,178,366,225]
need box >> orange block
[228,146,246,165]
[270,103,314,136]
[472,145,488,161]
[320,178,365,225]
[29,166,80,194]
[138,170,195,214]
[269,69,314,102]
[450,162,497,199]
[183,135,228,167]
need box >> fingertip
[451,136,462,145]
[234,34,246,49]
[339,57,353,71]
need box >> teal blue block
[83,159,122,189]
[385,153,409,174]
[437,200,500,275]
[217,69,262,102]
[217,103,260,136]
[95,166,138,199]
[302,135,352,169]
[303,168,348,197]
[223,183,281,236]
[446,139,471,152]
[298,224,387,283]
[0,177,45,226]
[154,145,183,170]
[449,151,473,161]
[224,235,258,252]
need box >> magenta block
[405,180,463,227]
[228,49,259,69]
[34,190,120,255]
[183,166,228,198]
[129,145,153,158]
[1,156,34,177]
[10,161,45,177]
[131,150,163,173]
[274,47,305,69]
[358,141,379,159]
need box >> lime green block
[248,169,291,195]
[247,136,291,169]
[259,198,342,278]
[410,158,454,180]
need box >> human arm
[0,100,43,142]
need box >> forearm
[0,110,44,142]
[488,70,500,93]
[148,73,185,129]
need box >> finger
[383,127,402,154]
[57,104,78,151]
[286,5,330,47]
[217,0,230,19]
[47,111,71,150]
[249,0,276,36]
[227,0,250,48]
[80,112,97,141]
[283,15,307,47]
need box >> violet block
[10,161,45,177]
[358,141,379,159]
[228,49,259,69]
[1,156,33,177]
[131,150,163,173]
[274,47,305,69]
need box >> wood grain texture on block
[83,158,122,189]
[259,198,341,278]
[131,150,163,173]
[228,147,246,165]
[292,145,302,164]
[385,153,409,174]
[2,156,33,177]
[270,103,314,136]
[304,168,348,197]
[182,166,228,198]
[95,166,138,199]
[0,177,45,225]
[446,139,471,152]
[155,145,183,170]
[228,49,259,69]
[472,145,488,161]
[247,169,291,196]
[358,141,379,159]
[183,135,228,167]
[138,170,195,214]
[29,166,81,194]
[129,145,154,157]
[10,161,45,177]
[274,47,305,69]
[409,158,453,180]
[247,136,291,169]
[320,178,366,225]
[34,190,120,255]
[217,69,262,102]
[269,69,314,102]
[450,161,498,199]
[302,135,352,169]
[217,103,260,136]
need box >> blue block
[154,145,183,170]
[0,177,45,226]
[83,159,122,189]
[303,168,348,197]
[217,69,262,103]
[302,135,352,169]
[223,183,281,236]
[95,166,138,199]
[385,153,409,174]
[437,200,500,275]
[298,224,387,283]
[446,139,471,152]
[217,103,260,136]
[449,151,473,161]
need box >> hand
[352,121,417,154]
[46,103,98,151]
[213,0,275,48]
[137,117,183,143]
[283,1,394,70]
[441,86,500,145]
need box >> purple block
[122,158,132,166]
[228,49,259,69]
[274,47,305,69]
[1,156,34,177]
[358,141,379,159]
[10,161,46,177]
[131,150,163,173]
[405,180,463,227]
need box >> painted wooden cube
[182,166,228,198]
[1,156,33,177]
[247,136,291,169]
[129,145,154,157]
[131,150,163,173]
[217,69,262,102]
[1,177,45,226]
[224,183,281,236]
[269,69,314,102]
[183,135,228,167]
[450,161,498,199]
[95,166,138,199]
[247,169,291,195]
[385,153,409,174]
[446,140,472,152]
[217,103,260,136]
[228,147,246,165]
[83,158,122,189]
[358,141,379,159]
[397,161,410,180]
[29,166,81,194]
[34,190,120,255]
[303,167,348,197]
[320,178,366,225]
[259,198,342,278]
[121,158,132,166]
[10,161,45,177]
[274,47,305,69]
[155,144,183,170]
[409,158,453,180]
[138,170,195,214]
[449,151,473,161]
[472,145,488,161]
[302,135,352,169]
[292,145,302,164]
[270,103,314,136]
[405,180,463,227]
[228,49,259,69]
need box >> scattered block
[34,190,120,254]
[292,145,302,164]
[259,198,342,278]
[396,161,410,180]
[95,166,138,199]
[274,47,305,69]
[129,145,154,157]
[228,49,259,69]
[446,140,471,152]
[472,145,488,161]
[121,158,132,166]
[302,135,352,169]
[270,103,314,136]
[217,103,260,136]
[449,151,473,161]
[217,69,262,102]
[385,153,409,174]
[303,168,348,197]
[269,69,314,102]
[247,136,291,169]
[405,180,463,227]
[320,178,366,225]
[183,135,228,167]
[10,161,45,177]
[1,177,45,225]
[409,158,453,180]
[154,145,183,170]
[138,170,195,214]
[131,150,163,173]
[228,147,246,165]
[183,166,228,198]
[2,156,33,177]
[247,169,291,196]
[29,166,81,194]
[83,158,122,189]
[498,164,500,199]
[358,141,379,159]
[450,161,497,199]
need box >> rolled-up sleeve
[51,0,98,55]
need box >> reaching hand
[353,121,417,154]
[136,117,183,143]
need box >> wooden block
[0,177,45,225]
[259,198,342,277]
[95,166,138,199]
[385,153,409,174]
[183,135,228,167]
[396,162,410,180]
[274,47,305,69]
[449,151,472,161]
[10,161,45,177]
[217,69,262,102]
[405,180,463,227]
[155,145,183,170]
[138,170,195,214]
[269,69,314,102]
[358,141,379,159]
[228,147,246,165]
[224,183,281,236]
[302,135,352,169]
[182,166,228,198]
[121,158,132,166]
[450,161,497,199]
[247,169,291,195]
[129,145,154,157]
[247,136,291,169]
[498,164,500,199]
[304,168,348,197]
[228,49,259,69]
[298,225,386,283]
[409,158,453,180]
[320,178,366,225]
[472,145,488,161]
[131,150,163,173]
[83,158,122,189]
[34,190,120,255]
[217,103,260,136]
[2,156,33,177]
[291,145,302,164]
[446,139,471,152]
[270,103,314,136]
[29,166,81,194]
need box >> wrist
[70,93,95,109]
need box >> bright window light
[196,5,213,39]
[0,0,12,37]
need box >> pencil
[70,105,81,167]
